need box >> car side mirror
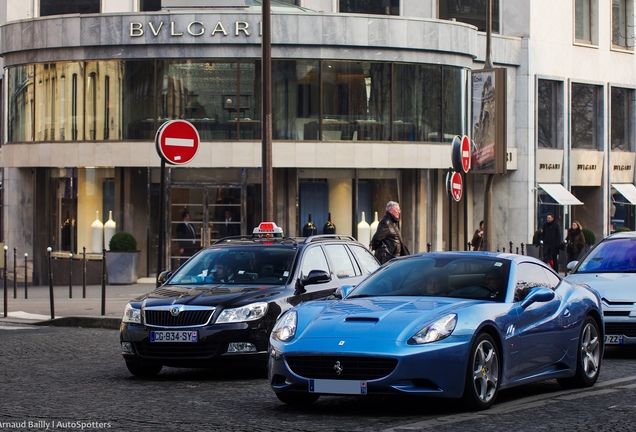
[302,269,331,287]
[334,285,355,299]
[157,270,172,285]
[520,287,555,309]
[566,261,578,273]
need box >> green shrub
[582,228,595,246]
[109,231,138,252]
[613,226,632,234]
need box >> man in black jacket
[541,212,562,272]
[370,201,410,264]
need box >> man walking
[370,201,410,264]
[541,212,562,272]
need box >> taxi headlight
[216,302,268,323]
[271,311,297,342]
[408,314,457,345]
[122,303,142,324]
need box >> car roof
[213,233,363,247]
[602,231,636,241]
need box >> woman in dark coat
[566,220,586,262]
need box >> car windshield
[575,238,636,273]
[347,255,511,302]
[167,246,297,285]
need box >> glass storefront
[7,59,466,144]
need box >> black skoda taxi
[120,222,379,376]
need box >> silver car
[566,231,636,346]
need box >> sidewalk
[0,278,157,329]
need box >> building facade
[0,0,633,283]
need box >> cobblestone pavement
[0,323,635,432]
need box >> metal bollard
[427,243,432,252]
[69,253,73,298]
[82,247,87,299]
[509,242,513,253]
[13,247,16,299]
[47,247,55,319]
[101,248,107,316]
[24,253,28,299]
[3,245,7,318]
[521,243,525,255]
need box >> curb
[33,316,121,330]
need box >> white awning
[538,183,583,205]
[612,183,636,205]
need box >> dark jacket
[541,219,562,258]
[370,212,410,264]
[566,227,585,260]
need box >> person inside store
[565,220,586,263]
[219,209,240,238]
[176,210,199,264]
[540,212,563,272]
[369,201,411,264]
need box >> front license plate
[150,330,198,343]
[605,334,624,345]
[309,379,367,395]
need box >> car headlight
[122,303,142,324]
[408,314,457,345]
[216,302,268,323]
[271,311,297,342]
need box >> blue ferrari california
[268,252,604,410]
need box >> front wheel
[275,392,319,406]
[125,360,163,377]
[462,333,500,410]
[558,316,602,388]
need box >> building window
[439,0,499,33]
[537,79,564,149]
[140,0,161,11]
[575,0,598,45]
[571,83,603,150]
[612,0,634,50]
[339,0,399,15]
[611,87,635,152]
[40,0,100,16]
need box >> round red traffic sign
[155,120,200,165]
[461,135,471,173]
[450,171,463,202]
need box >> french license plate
[309,379,367,395]
[604,334,624,345]
[150,330,198,343]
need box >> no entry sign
[450,171,463,202]
[155,120,200,165]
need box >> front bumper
[120,321,270,367]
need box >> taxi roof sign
[253,222,284,237]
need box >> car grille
[605,323,636,337]
[144,307,215,327]
[285,355,398,381]
[134,341,221,359]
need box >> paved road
[1,322,635,432]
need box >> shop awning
[612,183,636,205]
[538,183,583,205]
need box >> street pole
[261,0,273,222]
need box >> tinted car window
[299,245,330,278]
[324,244,360,278]
[349,256,510,301]
[576,238,636,272]
[514,262,555,301]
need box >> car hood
[566,272,636,302]
[295,296,475,344]
[132,284,282,307]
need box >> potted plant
[105,231,139,284]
